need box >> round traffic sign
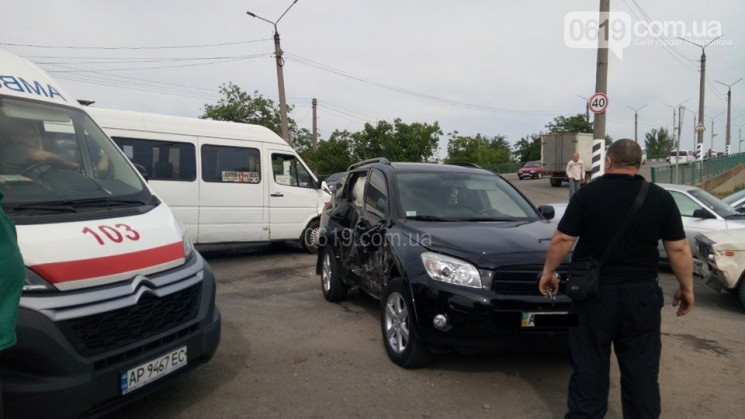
[588,93,609,114]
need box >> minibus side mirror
[133,163,149,181]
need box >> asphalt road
[106,171,745,419]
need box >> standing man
[539,139,694,418]
[566,152,585,199]
[0,191,25,417]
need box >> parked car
[722,188,745,213]
[658,183,745,260]
[517,161,543,180]
[695,228,745,310]
[316,158,572,368]
[666,150,695,164]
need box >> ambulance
[0,50,221,418]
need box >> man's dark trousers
[565,280,664,419]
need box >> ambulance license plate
[120,346,188,395]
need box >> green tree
[513,133,542,163]
[546,114,593,133]
[644,127,674,158]
[201,82,299,142]
[300,131,355,177]
[445,132,512,165]
[352,119,441,162]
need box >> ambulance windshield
[0,96,152,211]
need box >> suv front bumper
[409,273,574,348]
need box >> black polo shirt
[558,173,685,280]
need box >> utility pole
[675,106,685,184]
[627,104,647,143]
[679,36,721,160]
[247,0,300,145]
[715,78,743,155]
[591,0,610,180]
[312,98,318,150]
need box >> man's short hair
[607,139,642,168]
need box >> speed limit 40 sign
[588,93,609,114]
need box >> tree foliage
[351,119,441,162]
[545,114,593,134]
[644,127,674,159]
[201,82,299,141]
[513,133,542,163]
[300,132,355,177]
[445,132,512,165]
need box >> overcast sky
[2,1,744,158]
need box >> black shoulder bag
[566,181,650,301]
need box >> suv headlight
[421,252,482,288]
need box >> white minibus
[0,50,221,418]
[87,107,328,253]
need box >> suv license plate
[121,346,188,395]
[521,312,575,328]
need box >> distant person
[566,152,585,199]
[0,191,24,414]
[0,118,79,174]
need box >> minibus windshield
[0,96,150,208]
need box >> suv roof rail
[446,162,482,169]
[348,157,391,171]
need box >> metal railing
[650,152,745,185]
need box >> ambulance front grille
[58,283,202,357]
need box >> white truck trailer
[541,133,594,187]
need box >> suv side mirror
[692,208,715,219]
[537,205,555,220]
[320,180,331,195]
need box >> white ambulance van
[0,50,220,418]
[86,106,328,253]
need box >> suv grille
[492,265,566,295]
[58,283,202,357]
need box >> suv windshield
[0,96,149,210]
[396,171,538,220]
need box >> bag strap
[597,181,650,266]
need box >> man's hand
[538,272,559,297]
[673,286,694,316]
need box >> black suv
[316,158,572,368]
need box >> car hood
[697,228,745,251]
[401,219,561,269]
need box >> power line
[286,53,561,117]
[0,39,272,50]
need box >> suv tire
[321,247,347,302]
[381,278,430,368]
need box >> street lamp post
[679,36,721,155]
[578,95,590,122]
[715,78,743,155]
[627,104,648,143]
[710,112,724,158]
[247,0,300,144]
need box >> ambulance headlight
[182,231,194,259]
[23,269,57,292]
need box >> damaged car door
[350,168,390,298]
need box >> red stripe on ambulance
[31,242,184,284]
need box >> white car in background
[547,183,745,262]
[722,188,745,213]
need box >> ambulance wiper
[10,202,78,213]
